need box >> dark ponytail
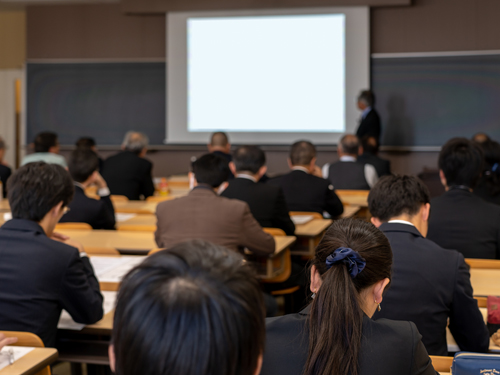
[303,218,392,375]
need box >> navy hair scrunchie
[325,247,366,278]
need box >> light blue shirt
[21,152,67,168]
[361,106,372,120]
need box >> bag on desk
[451,352,500,374]
[488,296,500,325]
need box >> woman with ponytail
[260,218,437,375]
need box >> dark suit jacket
[0,164,11,198]
[474,176,500,206]
[375,223,489,356]
[356,108,381,142]
[59,185,116,230]
[261,305,437,375]
[221,177,295,235]
[358,152,391,177]
[101,151,155,200]
[427,188,500,259]
[0,219,103,347]
[268,170,344,218]
[155,186,275,256]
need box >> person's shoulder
[365,317,416,339]
[266,312,307,333]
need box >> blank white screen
[187,14,345,133]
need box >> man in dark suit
[268,141,343,218]
[427,138,500,259]
[155,153,275,255]
[0,162,103,346]
[101,131,155,200]
[358,135,391,177]
[369,174,489,356]
[60,149,116,229]
[356,90,381,143]
[322,134,378,190]
[221,146,294,235]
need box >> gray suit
[155,186,275,255]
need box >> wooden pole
[15,79,21,168]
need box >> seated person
[322,134,378,190]
[155,153,275,255]
[427,138,500,259]
[0,137,12,198]
[76,136,104,170]
[0,162,103,346]
[60,149,116,230]
[21,131,67,168]
[109,240,265,375]
[472,132,491,144]
[269,141,343,218]
[368,174,489,356]
[221,145,295,235]
[260,218,436,375]
[358,135,391,177]
[473,139,500,205]
[101,131,155,200]
[208,131,234,179]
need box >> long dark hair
[304,218,392,375]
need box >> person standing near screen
[356,90,381,143]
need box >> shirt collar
[291,166,310,173]
[74,181,85,190]
[361,106,372,119]
[387,219,415,227]
[340,155,356,162]
[236,173,257,183]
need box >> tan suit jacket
[155,186,275,256]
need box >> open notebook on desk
[0,347,34,371]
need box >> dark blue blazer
[375,223,489,356]
[0,219,103,346]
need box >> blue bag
[452,352,500,374]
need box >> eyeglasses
[0,348,15,365]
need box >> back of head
[68,149,99,183]
[478,139,500,195]
[438,137,484,189]
[233,146,266,174]
[361,135,379,155]
[357,90,375,107]
[8,162,74,222]
[75,137,96,150]
[340,134,360,156]
[368,175,430,222]
[472,132,491,144]
[192,153,230,187]
[122,131,148,154]
[112,240,265,375]
[290,141,316,166]
[34,132,58,153]
[305,218,392,375]
[210,132,229,148]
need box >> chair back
[289,211,323,220]
[429,355,453,373]
[474,296,488,308]
[55,222,92,230]
[261,249,292,284]
[110,195,129,203]
[263,228,286,236]
[0,331,51,375]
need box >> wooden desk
[336,190,369,207]
[0,200,10,213]
[58,229,156,251]
[340,205,362,218]
[470,269,500,297]
[0,348,58,375]
[113,201,159,214]
[291,219,332,257]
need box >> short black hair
[8,162,74,221]
[368,175,430,222]
[361,135,379,154]
[340,134,360,155]
[112,240,265,375]
[358,90,375,107]
[290,141,316,166]
[34,132,58,153]
[75,137,96,149]
[68,149,99,183]
[439,137,484,189]
[232,146,266,174]
[192,153,230,188]
[210,132,229,147]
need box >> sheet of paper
[291,215,314,225]
[98,257,145,283]
[0,346,34,371]
[3,212,11,221]
[58,291,117,331]
[115,213,136,223]
[89,256,143,278]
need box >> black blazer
[427,188,500,259]
[358,152,391,177]
[221,177,295,235]
[59,185,116,230]
[356,108,381,142]
[261,305,437,375]
[268,170,343,218]
[101,151,155,200]
[375,223,489,356]
[0,219,103,347]
[474,176,500,206]
[0,164,11,198]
